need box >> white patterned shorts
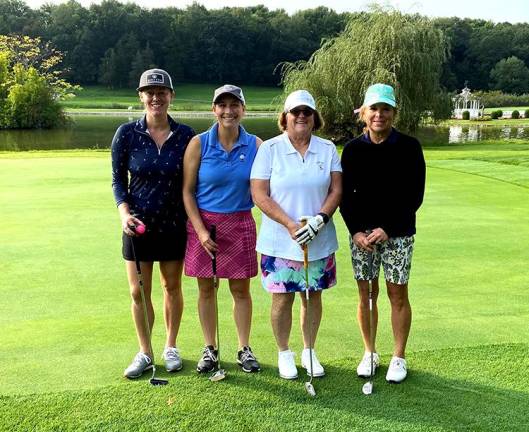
[349,235,415,284]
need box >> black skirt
[122,226,186,262]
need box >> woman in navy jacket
[111,69,194,379]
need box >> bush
[511,110,520,119]
[2,65,65,129]
[462,110,470,120]
[490,110,504,119]
[524,109,529,119]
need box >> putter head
[362,381,373,395]
[150,378,169,386]
[305,382,316,397]
[209,369,226,382]
[148,366,168,386]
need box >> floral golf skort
[349,236,414,284]
[260,253,337,293]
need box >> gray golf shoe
[123,352,153,379]
[162,346,183,372]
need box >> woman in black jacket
[340,83,425,384]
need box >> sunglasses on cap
[289,108,314,117]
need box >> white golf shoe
[123,352,153,379]
[301,349,325,377]
[386,356,407,383]
[278,350,298,379]
[162,346,183,372]
[356,352,380,377]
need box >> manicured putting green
[1,141,528,431]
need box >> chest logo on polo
[239,154,246,161]
[316,161,324,170]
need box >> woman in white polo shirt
[250,90,342,379]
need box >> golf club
[362,240,375,395]
[303,225,316,397]
[208,225,226,382]
[130,226,168,386]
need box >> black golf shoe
[237,346,261,373]
[197,345,218,373]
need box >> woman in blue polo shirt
[183,84,262,374]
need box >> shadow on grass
[2,344,528,431]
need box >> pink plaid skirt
[185,210,258,279]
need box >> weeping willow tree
[280,7,450,141]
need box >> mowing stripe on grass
[2,146,529,430]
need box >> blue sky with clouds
[25,0,529,23]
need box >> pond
[1,115,528,151]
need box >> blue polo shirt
[196,123,257,213]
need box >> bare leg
[271,293,295,351]
[197,277,216,347]
[126,260,154,356]
[357,278,380,352]
[387,281,411,358]
[228,278,252,348]
[159,260,184,348]
[299,290,323,348]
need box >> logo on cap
[148,73,164,85]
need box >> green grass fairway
[1,141,529,431]
[61,85,282,112]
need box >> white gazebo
[452,85,483,119]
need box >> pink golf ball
[135,224,146,235]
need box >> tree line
[1,0,529,93]
[0,0,347,87]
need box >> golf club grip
[301,219,309,266]
[210,225,216,275]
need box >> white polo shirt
[250,132,342,261]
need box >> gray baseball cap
[212,84,245,105]
[137,69,173,92]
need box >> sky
[23,0,529,24]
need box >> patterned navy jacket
[111,115,195,234]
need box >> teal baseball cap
[363,83,397,108]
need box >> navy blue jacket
[111,115,195,234]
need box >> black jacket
[339,128,426,238]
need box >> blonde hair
[277,110,324,132]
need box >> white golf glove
[295,214,325,246]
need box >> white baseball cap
[284,90,316,113]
